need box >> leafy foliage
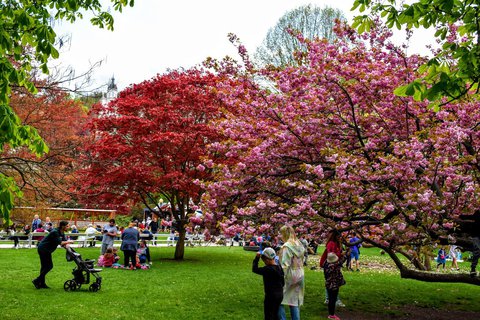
[202,22,480,284]
[0,0,133,224]
[7,82,87,206]
[352,0,480,107]
[254,4,346,67]
[78,68,224,259]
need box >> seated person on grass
[98,247,115,267]
[137,240,151,265]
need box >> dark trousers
[37,249,53,285]
[145,247,151,263]
[123,250,136,268]
[264,293,283,320]
[327,288,339,316]
[10,236,19,247]
[471,237,480,273]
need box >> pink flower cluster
[200,21,480,252]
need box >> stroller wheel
[89,283,100,292]
[64,280,77,292]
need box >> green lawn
[0,246,479,319]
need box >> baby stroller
[64,246,102,292]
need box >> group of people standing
[253,228,360,320]
[252,225,305,320]
[97,219,151,269]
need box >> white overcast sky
[51,0,434,93]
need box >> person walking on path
[32,221,73,289]
[449,245,460,271]
[253,247,285,320]
[121,222,139,269]
[149,217,159,245]
[436,246,447,271]
[324,252,346,320]
[101,219,118,254]
[278,226,305,320]
[348,233,362,272]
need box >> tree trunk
[423,254,432,271]
[363,238,480,286]
[174,225,186,260]
[399,268,480,285]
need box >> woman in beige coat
[278,226,305,320]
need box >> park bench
[137,233,205,246]
[185,234,205,247]
[0,232,98,248]
[0,231,36,248]
[0,231,209,248]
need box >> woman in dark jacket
[121,222,139,269]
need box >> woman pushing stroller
[32,221,73,289]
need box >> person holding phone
[101,219,118,254]
[253,247,285,320]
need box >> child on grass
[102,247,115,267]
[252,247,285,320]
[324,252,346,320]
[137,240,151,265]
[97,247,115,267]
[436,247,446,271]
[112,247,120,262]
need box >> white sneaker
[336,301,346,307]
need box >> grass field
[0,245,479,320]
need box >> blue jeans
[278,305,300,320]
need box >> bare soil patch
[337,306,480,319]
[307,254,398,273]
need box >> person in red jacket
[320,230,342,267]
[320,230,345,307]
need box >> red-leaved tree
[78,68,224,259]
[201,24,480,285]
[6,81,87,208]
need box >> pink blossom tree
[202,24,480,285]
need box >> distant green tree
[78,91,104,110]
[352,0,480,109]
[0,0,134,226]
[254,5,346,67]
